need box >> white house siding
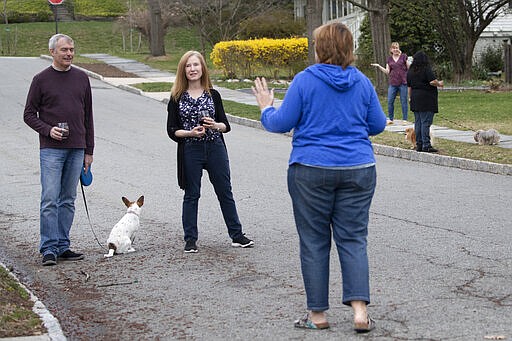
[293,0,367,49]
[473,11,512,62]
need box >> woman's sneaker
[231,235,254,248]
[184,240,198,253]
[58,250,84,261]
[423,146,438,153]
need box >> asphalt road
[1,57,511,340]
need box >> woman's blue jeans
[287,163,376,311]
[182,139,243,242]
[39,148,84,256]
[413,111,435,150]
[387,84,408,121]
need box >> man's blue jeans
[287,163,376,311]
[182,139,243,242]
[387,84,408,121]
[39,148,84,256]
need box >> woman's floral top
[179,91,221,142]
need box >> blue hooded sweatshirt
[261,64,386,167]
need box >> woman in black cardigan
[167,51,254,253]
[406,51,444,152]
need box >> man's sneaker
[42,253,57,266]
[58,250,84,261]
[184,240,198,253]
[231,235,254,248]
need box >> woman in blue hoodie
[253,23,386,333]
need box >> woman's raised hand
[252,77,274,110]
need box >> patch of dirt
[74,63,140,78]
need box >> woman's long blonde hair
[170,51,213,101]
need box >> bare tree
[306,0,323,65]
[345,0,391,95]
[426,0,509,82]
[147,0,165,56]
[178,0,284,52]
[3,0,8,25]
[119,1,179,55]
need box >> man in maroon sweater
[24,33,94,266]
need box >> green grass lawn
[382,90,511,135]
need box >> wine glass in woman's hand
[198,110,210,126]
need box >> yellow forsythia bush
[210,37,308,79]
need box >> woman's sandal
[354,315,376,333]
[294,313,330,330]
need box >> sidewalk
[385,119,512,148]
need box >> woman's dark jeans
[287,163,376,311]
[182,139,243,242]
[413,111,435,150]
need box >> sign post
[48,0,65,34]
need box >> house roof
[481,12,512,37]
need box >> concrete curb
[373,144,512,176]
[0,262,66,341]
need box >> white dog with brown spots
[104,196,144,258]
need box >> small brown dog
[405,127,416,149]
[405,127,435,149]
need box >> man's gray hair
[48,34,73,50]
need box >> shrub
[479,45,504,73]
[471,63,489,80]
[483,77,503,91]
[433,61,453,81]
[210,37,308,79]
[238,10,306,40]
[355,15,374,79]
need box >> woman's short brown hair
[313,22,355,68]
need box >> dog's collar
[126,211,140,217]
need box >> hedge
[210,37,308,79]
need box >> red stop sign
[48,0,64,4]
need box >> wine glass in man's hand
[58,122,69,139]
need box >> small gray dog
[473,129,500,145]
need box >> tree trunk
[306,0,323,65]
[147,0,165,57]
[368,0,391,95]
[3,0,8,25]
